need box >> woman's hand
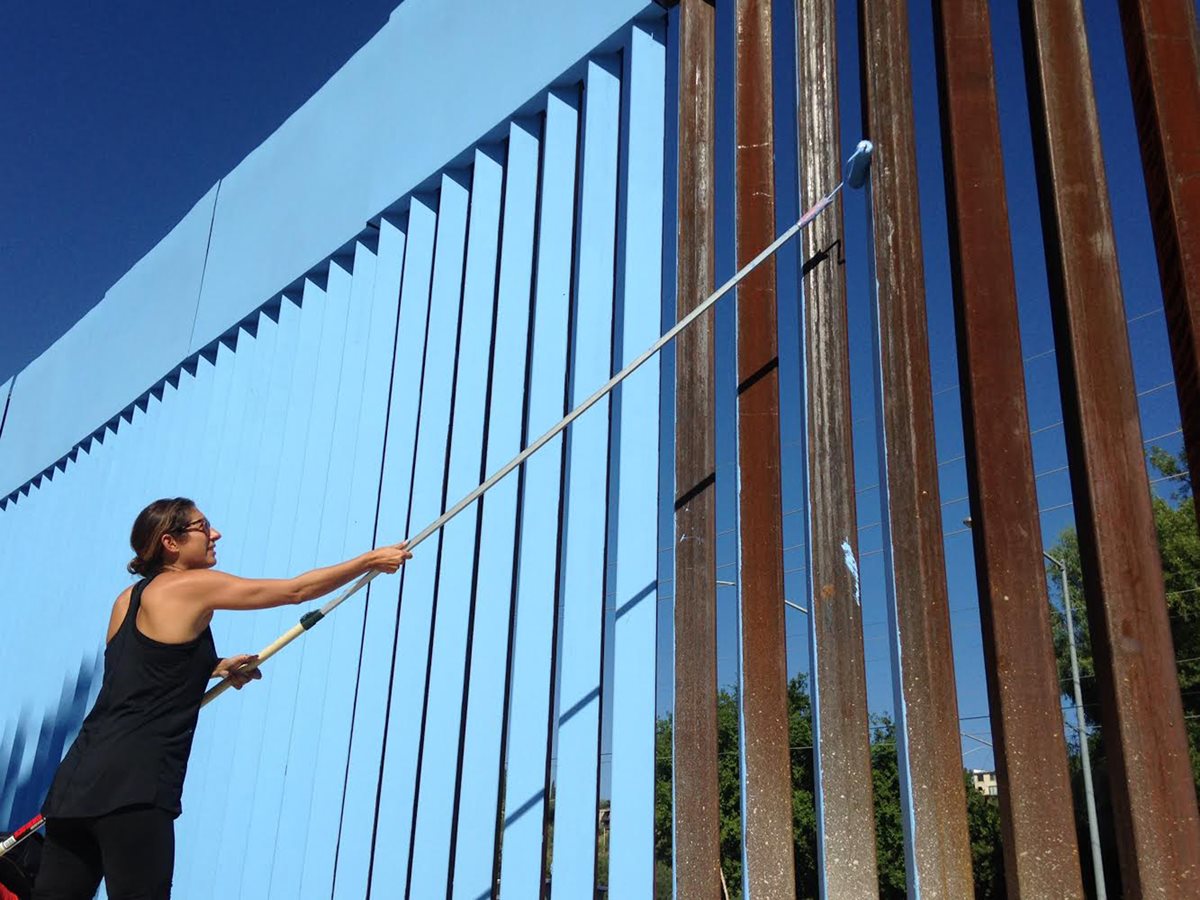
[368,542,413,574]
[212,654,263,689]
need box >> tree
[964,772,1005,899]
[653,681,1005,897]
[867,717,907,898]
[652,679,815,899]
[1044,447,1200,802]
[865,715,1004,898]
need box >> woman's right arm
[168,544,411,612]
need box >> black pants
[31,806,173,900]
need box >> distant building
[970,769,999,797]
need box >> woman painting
[33,497,411,899]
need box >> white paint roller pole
[0,142,873,860]
[203,139,874,704]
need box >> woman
[33,497,411,900]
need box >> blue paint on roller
[845,139,874,190]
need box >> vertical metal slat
[1019,0,1200,893]
[931,0,1086,895]
[795,0,879,893]
[673,1,722,898]
[734,0,796,896]
[858,0,976,894]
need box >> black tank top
[43,575,218,819]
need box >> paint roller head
[844,140,874,190]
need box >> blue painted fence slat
[300,239,385,897]
[211,301,301,894]
[235,285,327,894]
[498,87,580,899]
[335,199,432,900]
[269,259,356,900]
[608,24,666,899]
[330,215,411,899]
[549,57,622,900]
[371,173,469,897]
[409,150,504,897]
[451,120,540,900]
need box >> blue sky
[1,0,1183,781]
[0,1,400,385]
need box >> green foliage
[867,718,907,898]
[654,715,672,870]
[787,674,818,897]
[715,683,745,896]
[1044,446,1200,801]
[964,775,1005,899]
[653,685,1005,898]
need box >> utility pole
[1045,550,1107,899]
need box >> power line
[925,305,1164,399]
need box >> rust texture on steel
[858,0,975,895]
[673,1,721,898]
[795,0,878,895]
[1118,0,1200,523]
[734,0,796,896]
[931,0,1085,896]
[1019,0,1200,893]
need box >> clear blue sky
[0,1,1183,780]
[0,1,401,386]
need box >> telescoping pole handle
[0,813,43,856]
[1,140,876,862]
[199,140,878,705]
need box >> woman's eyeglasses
[176,517,211,537]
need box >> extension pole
[204,140,870,706]
[0,141,874,860]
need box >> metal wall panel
[608,23,666,898]
[201,313,284,896]
[335,198,430,899]
[210,302,298,894]
[231,285,325,893]
[549,58,620,900]
[409,150,504,897]
[234,277,348,900]
[188,0,653,360]
[332,211,416,900]
[265,262,354,899]
[451,122,539,900]
[372,173,469,898]
[0,2,656,504]
[300,239,385,897]
[497,87,579,898]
